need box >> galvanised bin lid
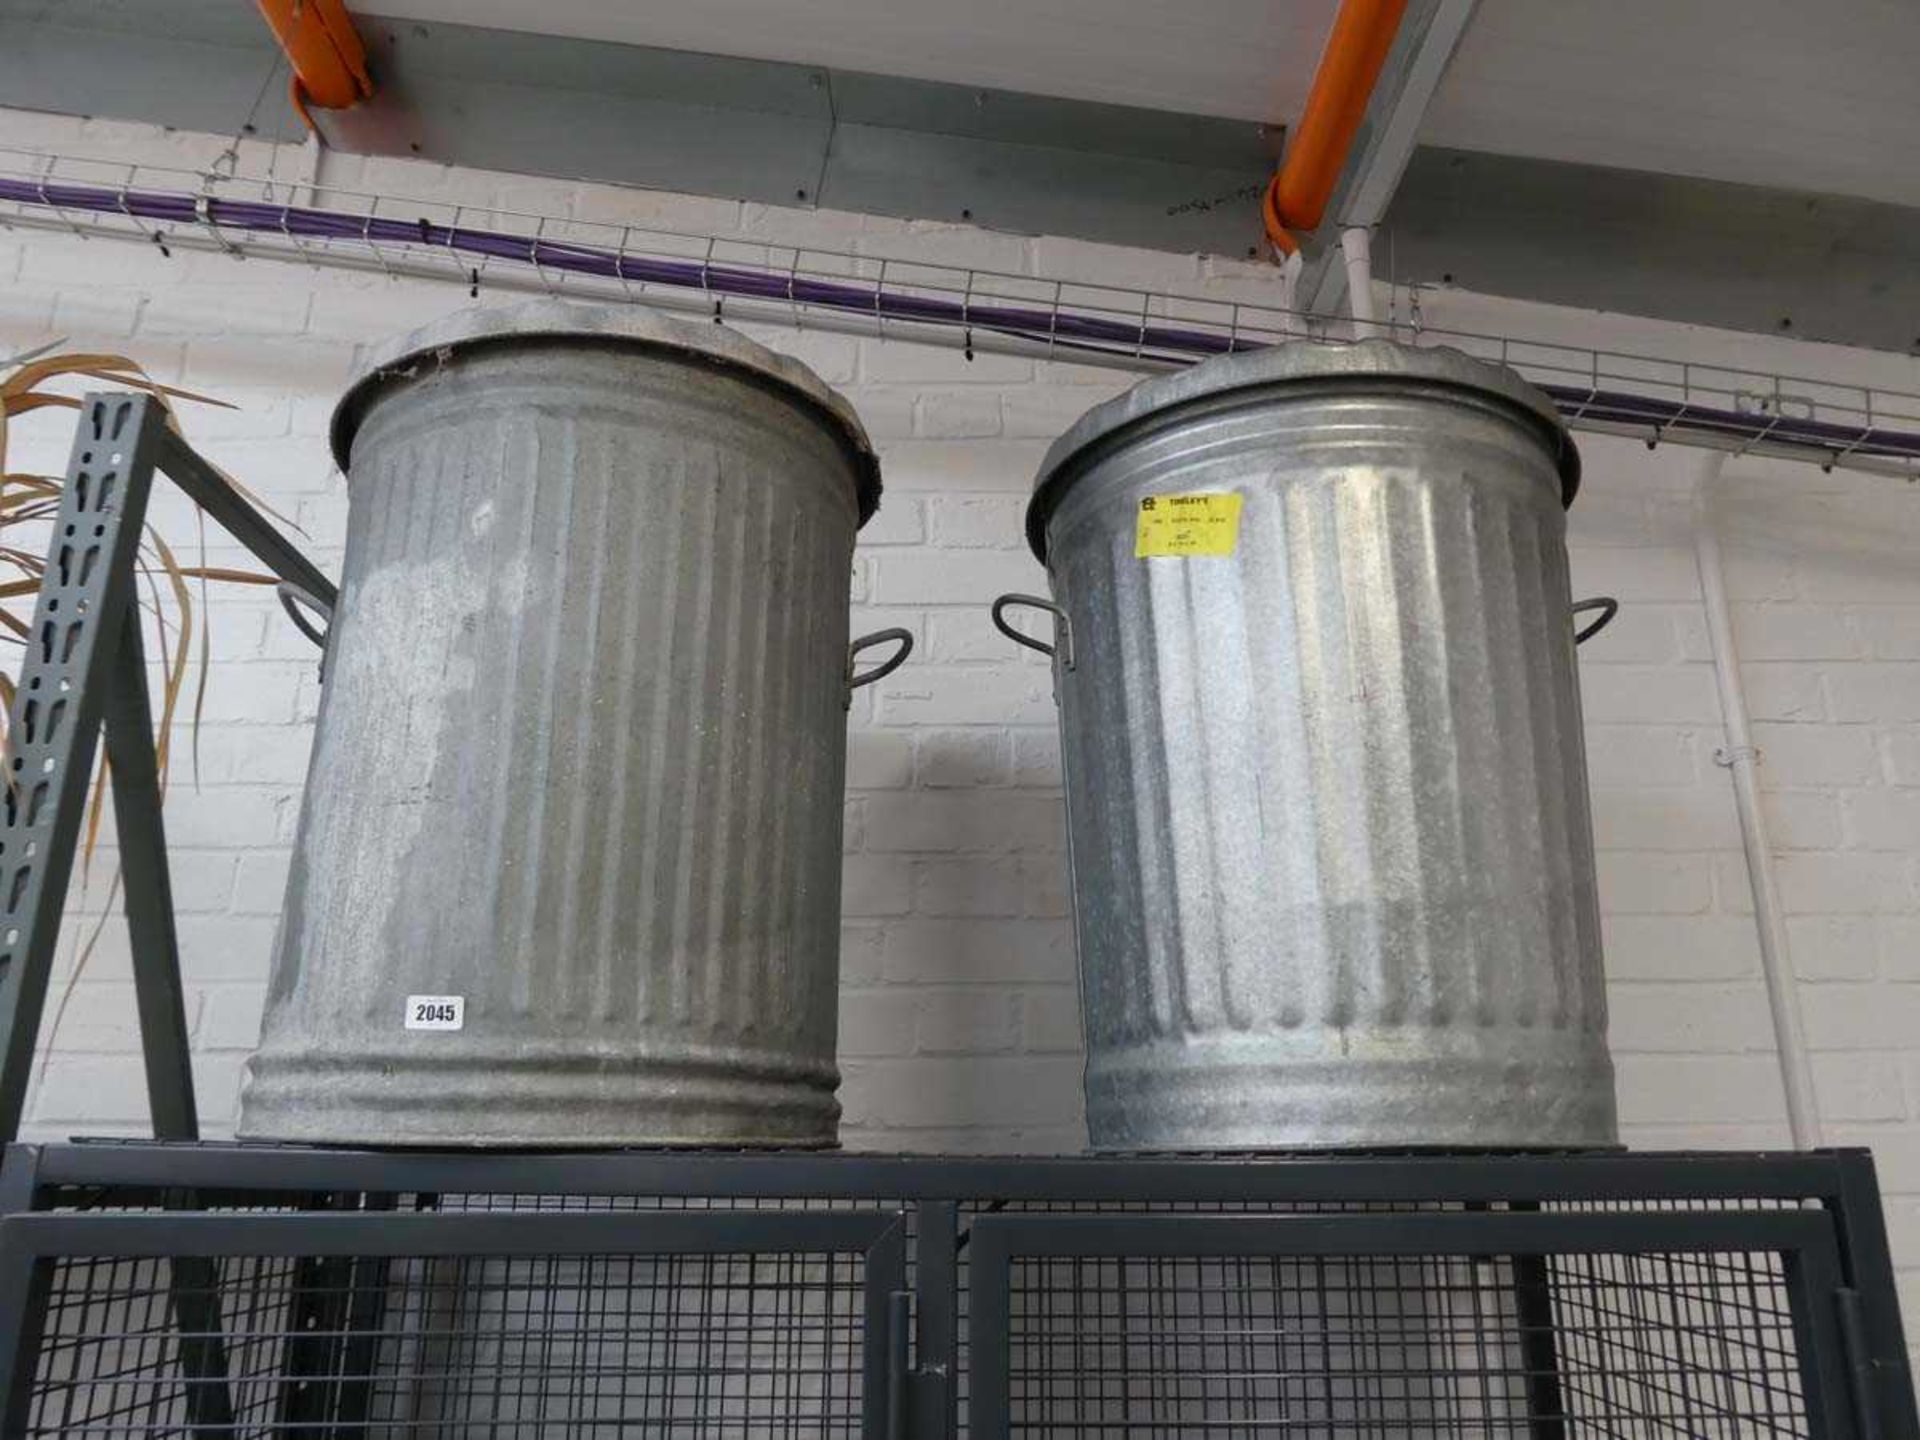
[332,299,883,523]
[1027,339,1580,560]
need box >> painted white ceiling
[371,0,1920,207]
[1427,0,1920,208]
[368,0,1340,121]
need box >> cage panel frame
[968,1208,1854,1440]
[0,1201,909,1439]
[0,1144,1912,1440]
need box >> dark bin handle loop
[278,583,333,651]
[846,627,914,707]
[1572,596,1619,646]
[992,593,1074,671]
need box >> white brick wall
[8,111,1920,1321]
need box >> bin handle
[278,582,332,650]
[992,593,1074,670]
[847,627,914,707]
[1572,596,1619,645]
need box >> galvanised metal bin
[240,302,908,1148]
[995,341,1617,1151]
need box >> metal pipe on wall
[1340,226,1378,334]
[1691,449,1823,1148]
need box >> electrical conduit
[1691,449,1822,1148]
[1261,0,1408,270]
[253,0,374,129]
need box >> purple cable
[4,176,1916,467]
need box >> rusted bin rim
[331,299,884,524]
[1026,339,1580,562]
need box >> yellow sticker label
[1134,492,1244,557]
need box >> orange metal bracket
[254,0,375,129]
[1263,0,1408,255]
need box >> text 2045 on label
[405,995,465,1031]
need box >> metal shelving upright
[0,390,336,1145]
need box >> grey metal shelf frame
[0,1142,1914,1439]
[0,392,338,1146]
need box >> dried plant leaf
[62,372,233,409]
[1,392,81,419]
[1,352,152,396]
[175,567,278,584]
[145,528,195,786]
[1,353,232,411]
[1,339,69,370]
[192,508,211,787]
[79,752,110,890]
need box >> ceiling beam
[1385,148,1920,356]
[0,0,1281,258]
[0,0,303,144]
[1295,0,1478,317]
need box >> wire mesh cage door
[0,1207,910,1439]
[966,1209,1861,1440]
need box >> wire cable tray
[4,146,1919,481]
